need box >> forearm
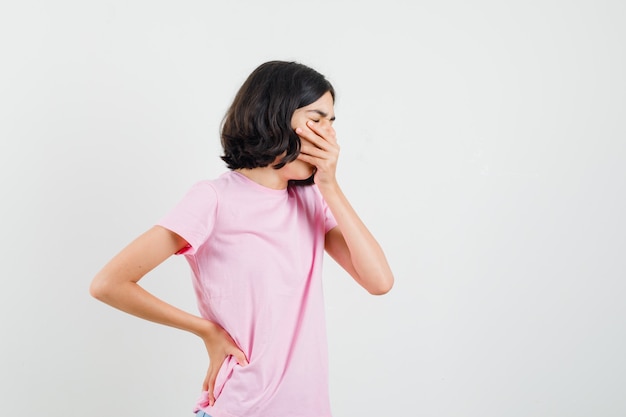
[319,180,394,294]
[92,278,212,337]
[292,119,393,293]
[90,226,214,338]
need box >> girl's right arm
[90,225,209,333]
[90,225,247,406]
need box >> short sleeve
[157,181,218,255]
[313,185,337,233]
[322,199,337,233]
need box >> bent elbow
[89,279,104,300]
[89,274,112,302]
[367,276,394,296]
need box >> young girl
[90,60,394,417]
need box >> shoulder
[185,180,218,200]
[187,171,237,195]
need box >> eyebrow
[307,109,336,121]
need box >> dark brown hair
[220,61,335,171]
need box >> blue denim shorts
[195,411,212,417]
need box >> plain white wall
[1,1,625,416]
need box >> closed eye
[307,109,336,123]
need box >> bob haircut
[220,61,335,174]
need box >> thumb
[207,368,217,407]
[231,348,249,366]
[202,370,209,392]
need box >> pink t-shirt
[158,171,337,417]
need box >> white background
[1,1,625,416]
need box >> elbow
[367,275,394,296]
[89,279,104,301]
[89,274,113,302]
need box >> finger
[202,370,209,391]
[299,132,338,159]
[297,152,317,166]
[207,368,217,406]
[231,348,249,366]
[296,127,328,150]
[300,140,339,164]
[305,121,337,144]
[299,142,327,159]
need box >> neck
[236,166,288,190]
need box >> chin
[290,172,315,186]
[288,164,316,186]
[284,160,316,183]
[294,161,315,177]
[303,164,316,179]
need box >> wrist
[316,177,339,194]
[192,318,218,340]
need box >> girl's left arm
[322,183,394,295]
[296,121,394,295]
